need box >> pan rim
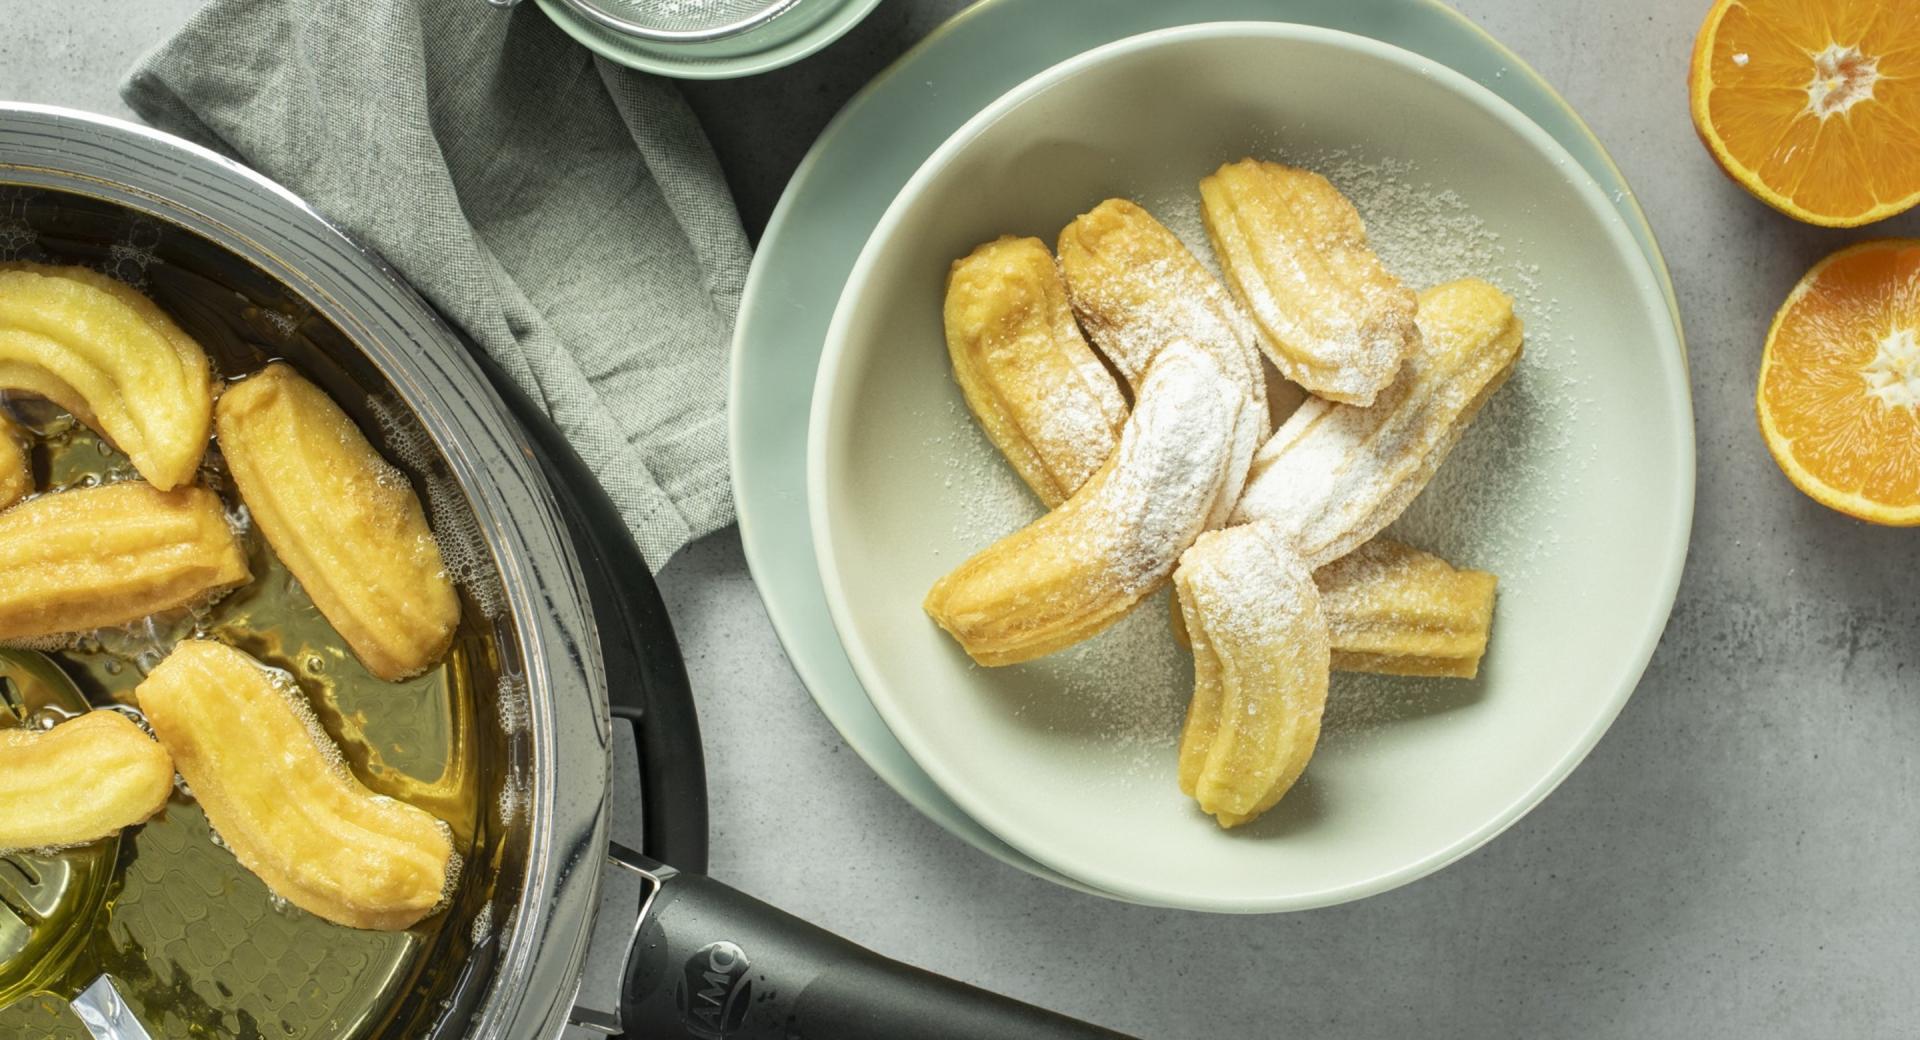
[0,102,613,1040]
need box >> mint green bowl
[806,22,1692,912]
[733,0,1692,907]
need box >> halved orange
[1758,239,1920,524]
[1690,0,1920,227]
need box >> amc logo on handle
[675,940,753,1039]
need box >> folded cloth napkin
[122,0,750,571]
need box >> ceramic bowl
[809,22,1692,911]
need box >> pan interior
[0,187,520,1040]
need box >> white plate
[809,23,1692,911]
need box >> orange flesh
[1759,239,1920,520]
[1692,0,1920,226]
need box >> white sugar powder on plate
[928,394,1042,552]
[1027,591,1190,788]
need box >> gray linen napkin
[122,0,750,571]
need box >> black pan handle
[613,843,1139,1040]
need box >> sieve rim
[556,0,804,43]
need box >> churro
[944,236,1129,507]
[137,640,456,931]
[1166,538,1497,679]
[1320,539,1498,679]
[0,481,248,643]
[215,364,460,681]
[1058,200,1269,401]
[926,343,1250,666]
[1201,159,1417,404]
[0,710,174,850]
[1175,523,1329,827]
[1232,278,1524,568]
[0,263,213,490]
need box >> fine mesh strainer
[490,0,879,78]
[515,0,802,43]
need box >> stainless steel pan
[0,103,1133,1040]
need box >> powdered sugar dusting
[1089,348,1241,596]
[1196,524,1318,640]
[1298,151,1578,740]
[1307,153,1581,585]
[1174,523,1328,816]
[1057,200,1269,419]
[1173,149,1578,579]
[928,345,1244,660]
[1233,278,1524,570]
[946,237,1128,501]
[928,394,1043,553]
[925,348,1247,773]
[1023,590,1190,784]
[1151,192,1221,279]
[1195,161,1414,404]
[1024,373,1120,491]
[1157,149,1554,332]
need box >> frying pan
[0,104,1136,1040]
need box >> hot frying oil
[0,418,492,1039]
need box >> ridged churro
[1057,200,1269,525]
[1232,278,1524,568]
[1175,523,1329,827]
[137,640,456,931]
[944,236,1129,507]
[0,263,213,490]
[1201,159,1417,405]
[1320,539,1498,679]
[0,710,175,850]
[0,481,248,643]
[1166,538,1497,679]
[215,364,460,681]
[926,343,1250,666]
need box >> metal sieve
[508,0,803,43]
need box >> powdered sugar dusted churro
[926,343,1252,666]
[944,236,1129,507]
[1233,278,1524,568]
[1175,522,1329,827]
[1201,159,1417,405]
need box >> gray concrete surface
[7,2,1920,1037]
